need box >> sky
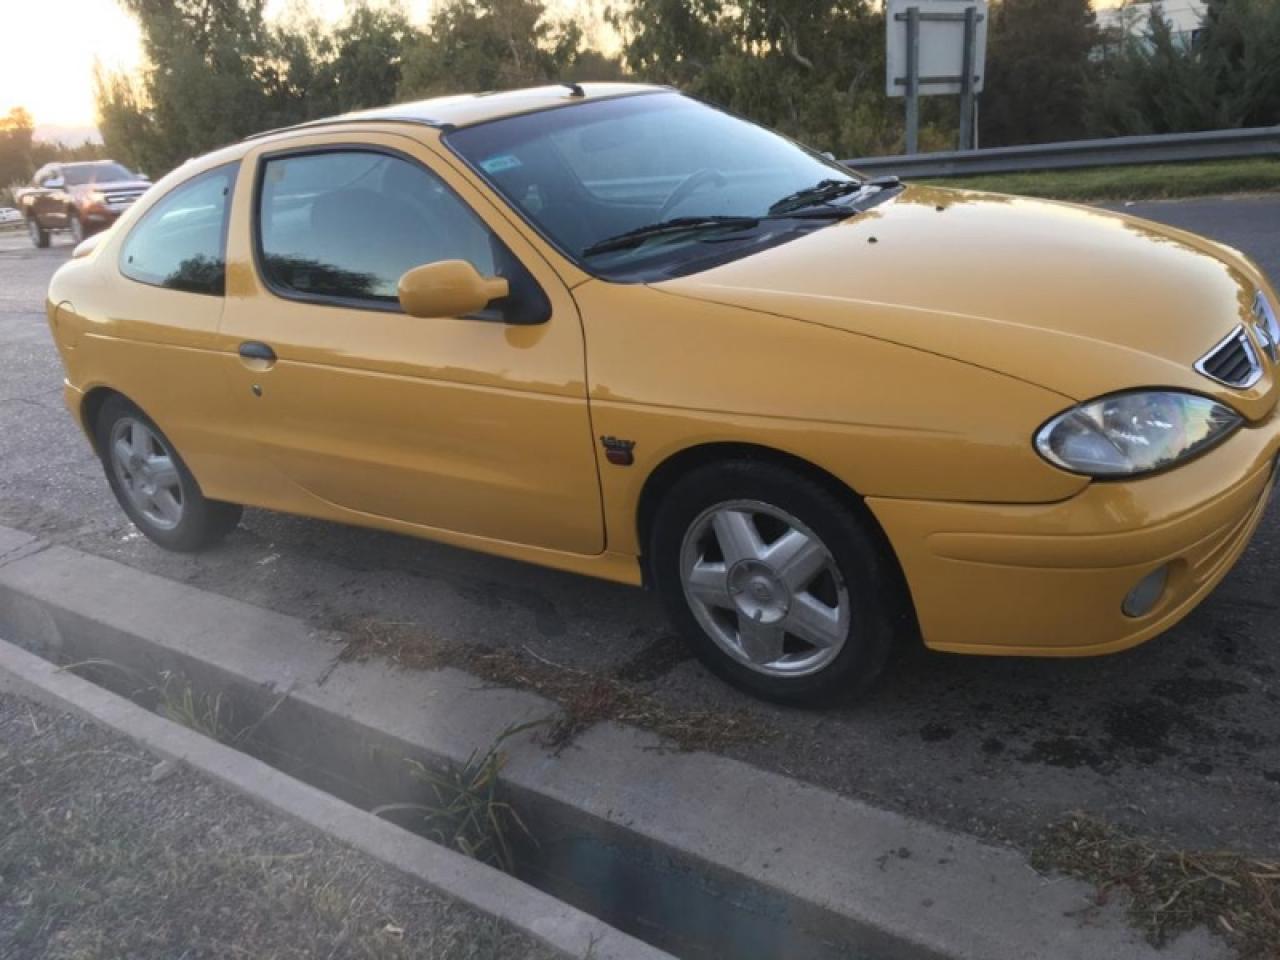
[2,0,1122,138]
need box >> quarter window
[256,150,498,305]
[120,164,235,296]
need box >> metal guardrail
[845,125,1280,178]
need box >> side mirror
[398,260,509,319]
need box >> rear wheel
[26,216,49,248]
[95,396,242,552]
[651,460,902,704]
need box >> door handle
[238,341,277,364]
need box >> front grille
[1195,326,1262,389]
[1253,291,1279,363]
[103,190,145,205]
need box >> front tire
[27,216,49,248]
[651,460,902,704]
[68,210,84,245]
[95,396,242,552]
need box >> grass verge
[58,656,534,875]
[1033,814,1280,958]
[1,694,560,960]
[924,157,1280,202]
[335,617,774,753]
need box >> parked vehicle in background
[0,207,22,225]
[18,161,150,248]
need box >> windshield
[63,162,136,186]
[446,92,861,280]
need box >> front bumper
[81,204,128,225]
[868,410,1280,656]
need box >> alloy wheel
[109,417,185,530]
[679,499,850,677]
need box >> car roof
[244,82,671,141]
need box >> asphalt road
[1,196,1278,859]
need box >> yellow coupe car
[46,84,1280,702]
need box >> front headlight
[1034,390,1242,478]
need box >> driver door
[217,133,604,555]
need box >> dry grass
[374,724,536,874]
[1033,814,1280,958]
[335,618,773,753]
[59,660,243,745]
[156,670,231,741]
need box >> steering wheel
[658,168,728,220]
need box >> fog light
[1122,565,1169,618]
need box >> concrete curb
[0,635,671,960]
[0,527,1230,960]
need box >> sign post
[886,0,988,153]
[905,6,921,154]
[958,5,977,150]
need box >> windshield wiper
[767,178,865,215]
[581,209,852,258]
[582,216,760,258]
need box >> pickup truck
[18,160,150,248]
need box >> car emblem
[1252,291,1279,364]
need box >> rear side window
[120,164,235,296]
[255,149,497,305]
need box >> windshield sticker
[480,154,523,174]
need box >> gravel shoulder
[0,691,562,960]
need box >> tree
[609,0,918,158]
[1084,0,1279,137]
[328,4,417,112]
[397,0,607,99]
[1196,0,1280,128]
[979,0,1098,146]
[0,108,35,191]
[1088,4,1224,136]
[95,1,426,177]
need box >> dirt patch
[614,631,693,683]
[335,617,773,753]
[1022,736,1105,771]
[918,721,955,743]
[0,693,559,960]
[1033,814,1280,959]
[1153,674,1250,706]
[1104,699,1180,757]
[980,737,1005,756]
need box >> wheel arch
[636,440,923,652]
[636,443,907,589]
[80,385,127,456]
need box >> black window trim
[117,160,239,298]
[249,142,547,323]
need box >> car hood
[73,178,151,194]
[655,185,1278,420]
